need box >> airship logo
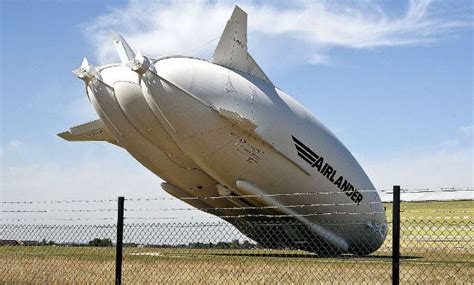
[292,136,364,205]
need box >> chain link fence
[1,187,473,284]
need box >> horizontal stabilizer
[58,119,120,146]
[212,6,272,85]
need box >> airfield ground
[1,200,472,283]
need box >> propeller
[111,33,153,74]
[73,33,152,82]
[127,50,153,74]
[72,58,99,82]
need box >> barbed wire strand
[0,201,388,213]
[122,214,473,221]
[0,217,116,222]
[1,187,472,205]
[1,214,471,222]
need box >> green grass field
[385,200,473,222]
[1,200,472,284]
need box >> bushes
[88,238,113,247]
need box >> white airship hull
[60,6,387,255]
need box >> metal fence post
[115,196,124,285]
[392,185,400,285]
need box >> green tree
[88,238,113,247]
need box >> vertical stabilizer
[212,6,272,85]
[111,32,136,63]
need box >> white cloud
[366,145,472,188]
[8,140,25,151]
[82,0,471,65]
[0,151,215,222]
[361,138,473,201]
[1,156,160,201]
[460,125,474,136]
[62,95,98,123]
[308,53,331,65]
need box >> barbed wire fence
[0,186,473,284]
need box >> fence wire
[0,189,472,284]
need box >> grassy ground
[385,200,473,222]
[1,200,472,284]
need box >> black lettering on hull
[292,136,365,205]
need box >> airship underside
[60,6,387,255]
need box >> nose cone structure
[60,5,387,256]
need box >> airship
[59,6,387,255]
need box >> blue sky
[1,0,473,202]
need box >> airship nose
[346,219,388,255]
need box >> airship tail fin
[212,6,272,85]
[58,119,120,146]
[111,32,136,63]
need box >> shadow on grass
[208,252,421,260]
